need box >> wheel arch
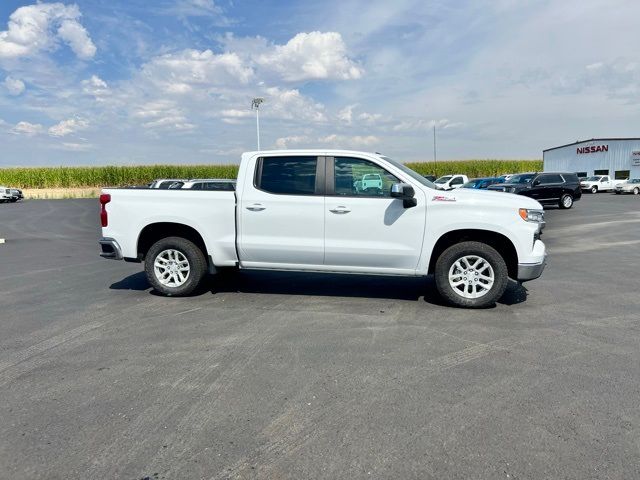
[137,222,208,261]
[428,229,518,279]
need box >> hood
[429,186,542,210]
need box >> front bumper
[99,237,123,260]
[517,258,546,282]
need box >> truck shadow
[110,271,528,307]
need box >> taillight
[99,193,111,227]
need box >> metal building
[543,138,640,180]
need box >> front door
[238,155,325,266]
[323,156,426,272]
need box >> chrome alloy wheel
[448,255,495,299]
[154,249,190,287]
[562,195,573,208]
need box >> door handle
[329,206,351,214]
[246,203,266,211]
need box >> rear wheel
[591,186,598,194]
[434,241,508,308]
[634,187,639,195]
[559,194,573,209]
[145,236,207,296]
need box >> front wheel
[559,194,574,209]
[144,236,207,296]
[634,187,639,195]
[434,241,509,308]
[591,186,598,194]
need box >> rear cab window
[255,156,320,195]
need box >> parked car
[499,174,516,182]
[462,177,505,189]
[0,187,12,203]
[98,150,547,308]
[149,179,187,189]
[174,179,236,191]
[433,174,469,190]
[614,178,640,195]
[357,173,383,192]
[9,188,23,202]
[487,172,582,209]
[580,175,626,194]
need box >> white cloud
[0,3,96,60]
[11,121,43,135]
[263,86,327,122]
[82,75,110,98]
[4,76,25,95]
[357,112,382,124]
[275,133,379,149]
[140,49,253,93]
[255,32,363,82]
[58,142,93,151]
[163,0,225,19]
[133,100,196,131]
[48,118,89,137]
[392,118,462,132]
[338,104,355,124]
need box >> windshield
[380,156,436,188]
[585,176,601,181]
[630,179,640,183]
[462,180,480,188]
[510,174,535,184]
[434,176,452,184]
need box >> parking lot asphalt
[0,193,639,479]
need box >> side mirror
[390,183,417,208]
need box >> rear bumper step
[99,237,123,260]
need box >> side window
[450,176,464,186]
[191,183,202,190]
[258,156,317,195]
[615,170,630,180]
[334,157,399,197]
[537,174,562,184]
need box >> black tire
[591,186,598,194]
[434,241,509,308]
[144,236,207,296]
[615,191,621,195]
[559,193,573,209]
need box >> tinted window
[158,181,176,189]
[615,170,630,180]
[258,156,317,195]
[450,176,464,185]
[576,171,587,178]
[202,182,235,191]
[334,157,399,197]
[594,169,609,176]
[563,173,579,183]
[511,174,535,184]
[537,174,563,184]
[191,183,203,190]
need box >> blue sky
[1,0,639,166]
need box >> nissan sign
[577,145,608,154]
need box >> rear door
[323,156,426,272]
[238,155,325,266]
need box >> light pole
[251,97,264,150]
[433,124,437,164]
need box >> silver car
[614,179,640,195]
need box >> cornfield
[0,160,542,189]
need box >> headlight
[519,208,544,223]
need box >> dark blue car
[461,177,505,189]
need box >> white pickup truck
[433,174,469,191]
[580,175,626,193]
[99,150,547,308]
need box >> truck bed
[101,188,238,266]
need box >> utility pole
[251,97,264,150]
